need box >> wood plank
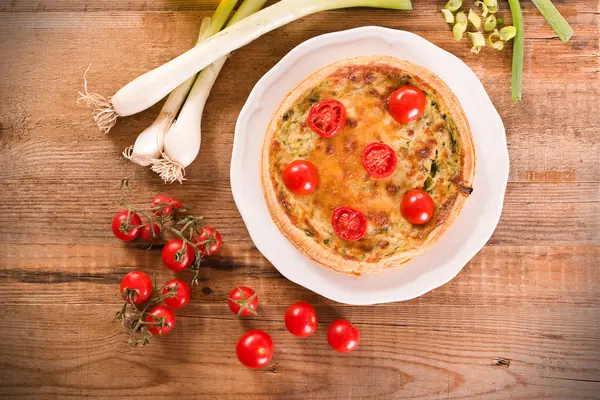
[0,244,598,307]
[0,303,598,399]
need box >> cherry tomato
[140,223,161,241]
[192,227,223,256]
[162,239,195,272]
[170,197,182,210]
[327,320,360,353]
[120,271,153,305]
[308,99,347,137]
[361,143,398,179]
[400,189,435,225]
[285,302,318,337]
[228,287,259,317]
[111,210,142,241]
[162,278,190,309]
[388,86,427,124]
[145,305,176,336]
[283,160,319,195]
[332,206,367,241]
[236,330,274,369]
[151,194,174,217]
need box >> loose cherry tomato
[388,86,427,124]
[236,330,274,369]
[400,189,435,225]
[361,143,398,178]
[327,320,360,353]
[151,194,174,217]
[192,227,223,256]
[145,305,176,336]
[283,160,319,195]
[140,223,161,241]
[332,206,367,241]
[111,210,142,241]
[162,239,194,272]
[162,278,190,309]
[228,287,259,317]
[120,271,153,305]
[308,99,347,137]
[285,301,318,337]
[170,197,182,210]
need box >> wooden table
[1,1,598,398]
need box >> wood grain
[0,0,598,398]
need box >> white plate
[231,27,508,305]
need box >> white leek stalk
[79,0,412,133]
[151,0,268,183]
[121,0,238,163]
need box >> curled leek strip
[487,29,504,50]
[441,8,454,23]
[445,0,462,12]
[474,1,488,17]
[484,14,497,32]
[468,9,481,30]
[469,32,486,54]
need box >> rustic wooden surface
[0,0,599,398]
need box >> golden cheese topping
[268,64,470,262]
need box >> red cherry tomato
[361,143,398,178]
[332,206,367,241]
[236,330,274,369]
[162,239,194,272]
[111,210,142,242]
[151,194,174,217]
[308,99,347,138]
[162,278,190,309]
[120,271,153,305]
[170,197,182,210]
[388,86,427,124]
[285,302,318,337]
[140,223,161,241]
[228,287,259,317]
[283,160,319,195]
[400,189,435,225]
[327,320,360,353]
[192,227,223,256]
[145,305,176,336]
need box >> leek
[508,0,524,102]
[530,0,573,43]
[80,0,412,133]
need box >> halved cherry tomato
[400,189,435,225]
[285,301,318,337]
[236,330,274,369]
[120,271,153,305]
[332,206,367,241]
[151,194,174,217]
[111,210,142,242]
[361,143,398,178]
[145,305,176,336]
[308,99,347,138]
[283,160,319,195]
[192,227,223,256]
[140,223,161,241]
[162,278,190,309]
[228,287,259,317]
[327,320,360,353]
[162,239,194,272]
[388,86,427,124]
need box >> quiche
[262,56,475,275]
